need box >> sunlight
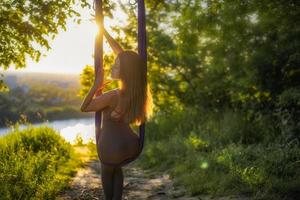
[200,161,209,169]
[86,19,100,38]
[5,1,126,74]
[59,122,95,144]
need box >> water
[0,118,96,144]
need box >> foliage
[0,0,89,70]
[78,54,119,98]
[136,107,300,199]
[0,74,9,92]
[0,82,91,127]
[274,87,300,144]
[0,125,83,200]
[1,0,299,198]
[79,65,95,98]
[103,0,299,113]
[79,3,300,198]
[0,0,91,90]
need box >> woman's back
[98,89,140,164]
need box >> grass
[135,106,300,200]
[3,106,297,199]
[0,125,87,200]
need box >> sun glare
[5,1,127,74]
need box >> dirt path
[56,159,191,200]
[56,147,251,200]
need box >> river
[0,118,96,144]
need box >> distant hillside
[2,71,81,89]
[0,71,93,127]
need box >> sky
[6,0,129,75]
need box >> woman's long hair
[115,50,153,125]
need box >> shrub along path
[56,147,251,200]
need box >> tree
[77,0,299,115]
[0,0,91,91]
[116,0,299,110]
[0,0,91,70]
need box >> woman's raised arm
[103,28,124,55]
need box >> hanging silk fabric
[94,0,147,167]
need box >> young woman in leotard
[80,27,153,200]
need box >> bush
[136,107,300,199]
[0,125,81,200]
[274,87,300,144]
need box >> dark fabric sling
[93,0,147,167]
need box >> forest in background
[0,72,92,127]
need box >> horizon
[2,70,81,76]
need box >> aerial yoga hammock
[94,0,147,167]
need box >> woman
[80,28,153,200]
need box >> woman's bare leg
[112,166,124,200]
[101,163,115,200]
